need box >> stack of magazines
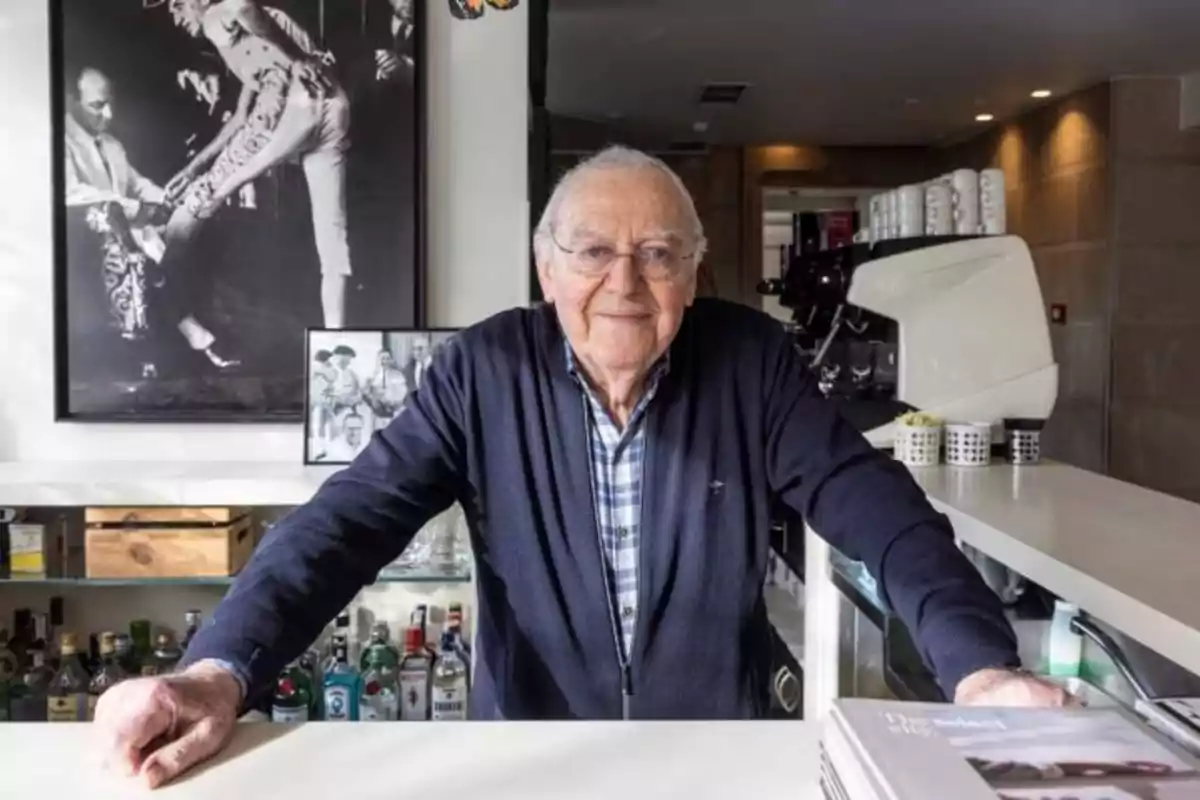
[822,698,1200,799]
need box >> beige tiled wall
[944,84,1113,472]
[1110,78,1200,502]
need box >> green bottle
[359,622,400,671]
[271,662,313,723]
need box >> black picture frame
[50,0,427,422]
[303,326,460,465]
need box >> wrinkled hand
[94,662,241,790]
[955,668,1081,708]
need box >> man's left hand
[954,668,1080,708]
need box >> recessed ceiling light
[1031,89,1052,99]
[975,113,995,122]
[692,120,710,133]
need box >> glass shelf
[0,572,471,588]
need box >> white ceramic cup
[896,184,925,238]
[951,169,980,235]
[869,194,885,243]
[885,190,900,240]
[925,183,953,236]
[980,168,1007,235]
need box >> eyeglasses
[548,229,695,281]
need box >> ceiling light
[692,120,710,133]
[975,113,995,122]
[1031,89,1052,99]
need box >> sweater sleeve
[179,339,469,700]
[761,330,1020,696]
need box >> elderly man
[95,146,1067,788]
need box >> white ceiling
[547,0,1200,145]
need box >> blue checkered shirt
[566,348,668,663]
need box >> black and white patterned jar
[945,422,993,467]
[1004,418,1044,465]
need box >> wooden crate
[84,508,255,579]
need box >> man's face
[344,418,364,447]
[379,351,394,368]
[75,71,114,135]
[334,354,351,369]
[537,166,697,378]
[412,341,428,361]
[170,0,207,37]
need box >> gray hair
[533,145,708,267]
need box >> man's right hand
[94,662,242,790]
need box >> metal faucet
[1069,613,1153,703]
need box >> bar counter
[0,719,820,799]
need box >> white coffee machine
[848,235,1058,447]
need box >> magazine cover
[997,777,1200,799]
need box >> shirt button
[617,527,630,539]
[622,606,635,619]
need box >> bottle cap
[404,626,423,652]
[99,632,117,655]
[59,631,78,654]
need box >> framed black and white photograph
[50,0,424,421]
[304,328,458,465]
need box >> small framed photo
[304,328,458,465]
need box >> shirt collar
[563,339,671,393]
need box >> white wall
[0,0,530,463]
[0,0,528,640]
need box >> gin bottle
[87,632,128,720]
[397,626,431,721]
[359,644,400,721]
[321,637,360,721]
[430,630,468,720]
[46,632,89,722]
[9,645,53,721]
[359,622,399,672]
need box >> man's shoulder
[437,304,556,376]
[684,297,788,344]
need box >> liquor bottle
[271,662,314,723]
[87,632,128,720]
[46,632,89,722]
[359,642,400,721]
[321,636,360,722]
[410,605,437,660]
[0,629,18,685]
[446,602,472,686]
[9,609,33,667]
[430,630,468,720]
[129,619,153,676]
[359,622,399,672]
[113,633,138,676]
[9,645,53,721]
[398,625,431,721]
[149,632,183,674]
[182,610,203,652]
[47,597,64,669]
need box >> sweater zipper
[581,396,634,720]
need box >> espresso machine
[759,234,1059,446]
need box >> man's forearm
[879,521,1021,696]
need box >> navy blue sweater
[182,299,1020,718]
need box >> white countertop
[0,720,818,799]
[0,461,338,506]
[910,462,1200,680]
